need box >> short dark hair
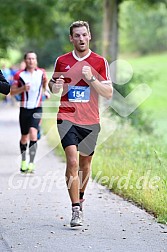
[69,21,90,36]
[24,51,37,60]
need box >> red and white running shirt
[13,68,47,109]
[53,50,111,125]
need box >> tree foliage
[0,0,103,66]
[0,0,167,66]
[119,1,167,54]
[0,0,57,57]
[140,0,167,5]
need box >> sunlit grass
[92,121,167,223]
[127,52,167,114]
[121,52,167,141]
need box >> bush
[110,70,155,133]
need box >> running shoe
[27,162,35,173]
[70,206,83,227]
[20,160,28,173]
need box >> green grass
[126,52,167,141]
[42,52,167,224]
[92,120,167,224]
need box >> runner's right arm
[0,70,10,95]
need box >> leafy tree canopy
[0,0,57,57]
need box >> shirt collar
[72,49,91,61]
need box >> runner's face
[70,26,91,53]
[25,53,37,70]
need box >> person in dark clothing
[0,70,10,95]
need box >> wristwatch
[89,75,96,82]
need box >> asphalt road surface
[0,103,166,252]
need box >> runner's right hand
[24,83,31,91]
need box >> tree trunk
[102,0,119,82]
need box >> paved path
[0,104,167,252]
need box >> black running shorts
[19,107,42,135]
[57,120,100,156]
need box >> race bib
[68,85,90,102]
